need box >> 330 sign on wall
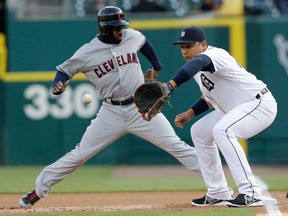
[24,83,100,120]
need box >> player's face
[179,41,206,62]
[112,26,124,40]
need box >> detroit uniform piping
[225,88,269,197]
[223,88,269,199]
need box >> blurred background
[0,0,288,165]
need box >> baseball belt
[104,96,134,105]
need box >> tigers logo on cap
[173,26,206,45]
[180,31,185,38]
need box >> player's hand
[51,80,69,95]
[145,68,160,81]
[174,108,195,128]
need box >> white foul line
[256,176,283,216]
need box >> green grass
[1,165,288,194]
[261,176,288,190]
[0,165,209,193]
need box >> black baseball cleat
[19,190,40,208]
[192,195,227,206]
[227,194,262,207]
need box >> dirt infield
[1,165,288,215]
[1,191,288,215]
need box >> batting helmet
[97,6,129,35]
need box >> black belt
[255,88,269,99]
[104,96,134,105]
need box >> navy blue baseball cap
[173,26,206,45]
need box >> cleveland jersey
[57,28,146,99]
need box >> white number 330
[23,84,100,120]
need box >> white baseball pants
[191,92,277,200]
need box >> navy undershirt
[140,39,162,71]
[171,54,215,87]
[52,70,70,95]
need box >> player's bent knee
[191,118,215,138]
[212,123,229,142]
[190,121,207,139]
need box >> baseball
[82,94,92,104]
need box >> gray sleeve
[56,44,88,77]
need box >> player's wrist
[161,81,174,96]
[169,80,177,89]
[190,98,209,116]
[166,81,174,93]
[188,107,195,116]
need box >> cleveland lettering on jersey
[94,52,138,78]
[116,52,138,66]
[94,59,114,78]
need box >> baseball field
[0,165,287,215]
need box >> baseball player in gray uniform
[162,26,277,207]
[19,6,202,208]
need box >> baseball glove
[133,81,170,121]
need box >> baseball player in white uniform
[19,6,202,208]
[163,26,277,207]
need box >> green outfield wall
[0,13,287,165]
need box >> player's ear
[201,40,208,51]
